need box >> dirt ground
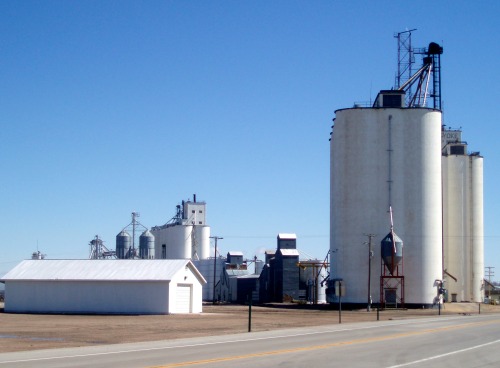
[1,302,499,353]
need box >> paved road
[1,314,499,367]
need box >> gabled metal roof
[1,259,206,284]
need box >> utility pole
[365,234,375,312]
[210,236,223,304]
[485,266,495,298]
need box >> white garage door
[175,285,191,313]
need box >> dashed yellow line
[150,319,500,367]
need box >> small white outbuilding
[1,259,206,314]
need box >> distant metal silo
[116,230,131,259]
[254,260,264,275]
[139,230,155,259]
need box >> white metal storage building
[1,259,206,314]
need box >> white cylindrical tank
[254,260,264,275]
[196,226,211,260]
[442,154,484,302]
[442,156,468,301]
[442,156,469,301]
[330,107,443,306]
[317,266,327,304]
[169,225,192,259]
[151,224,209,260]
[470,156,484,302]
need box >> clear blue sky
[1,1,499,280]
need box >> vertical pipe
[213,238,217,304]
[338,281,342,324]
[367,234,373,312]
[248,294,252,332]
[387,115,393,209]
[211,236,223,304]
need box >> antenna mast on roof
[394,29,417,105]
[394,30,443,110]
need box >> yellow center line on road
[150,319,500,368]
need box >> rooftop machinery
[394,29,443,110]
[89,235,116,259]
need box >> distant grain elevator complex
[327,32,484,307]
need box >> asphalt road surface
[1,314,499,367]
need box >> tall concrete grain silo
[442,129,484,302]
[329,96,443,307]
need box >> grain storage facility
[329,100,443,307]
[328,38,484,307]
[1,259,206,314]
[151,195,210,260]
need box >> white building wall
[183,202,207,225]
[5,281,170,314]
[169,265,204,313]
[330,107,443,306]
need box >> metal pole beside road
[210,236,223,304]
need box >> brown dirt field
[1,302,499,353]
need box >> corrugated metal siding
[4,280,170,314]
[275,253,300,302]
